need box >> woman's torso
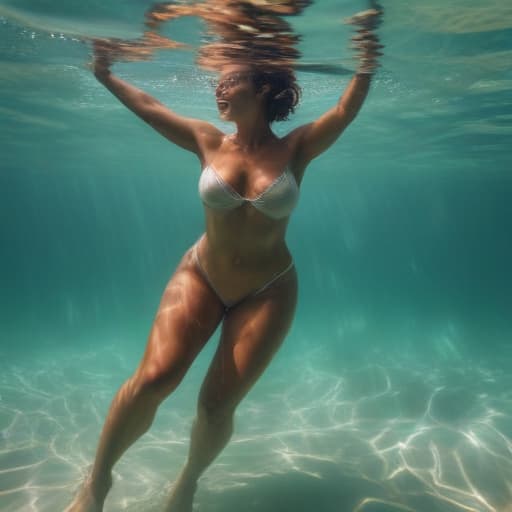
[196,131,304,301]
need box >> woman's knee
[134,358,190,402]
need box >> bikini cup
[198,164,299,220]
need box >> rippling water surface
[1,1,511,511]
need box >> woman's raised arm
[92,40,221,158]
[291,6,383,168]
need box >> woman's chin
[218,109,232,121]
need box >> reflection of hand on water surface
[345,5,384,76]
[90,32,184,75]
[88,1,313,72]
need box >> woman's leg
[166,267,298,512]
[66,248,225,512]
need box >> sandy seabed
[1,342,511,512]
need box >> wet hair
[251,68,301,123]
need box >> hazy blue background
[1,1,511,511]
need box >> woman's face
[215,64,262,121]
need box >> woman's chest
[206,142,294,197]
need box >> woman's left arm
[292,7,383,167]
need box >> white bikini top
[199,164,299,220]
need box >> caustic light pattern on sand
[1,347,511,512]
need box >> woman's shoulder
[281,124,311,160]
[282,124,310,145]
[194,121,225,151]
[281,125,313,181]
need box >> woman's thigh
[198,267,298,415]
[133,247,225,395]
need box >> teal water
[1,1,512,511]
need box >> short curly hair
[251,68,301,123]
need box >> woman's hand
[345,6,384,76]
[91,39,114,78]
[91,34,182,79]
[90,37,153,77]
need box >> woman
[67,6,382,512]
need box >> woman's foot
[64,475,112,512]
[165,470,198,512]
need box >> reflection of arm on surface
[92,40,219,157]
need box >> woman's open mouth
[217,100,229,113]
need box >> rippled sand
[1,344,511,511]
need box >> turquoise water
[1,1,512,511]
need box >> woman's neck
[232,122,275,151]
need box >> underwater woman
[66,4,383,511]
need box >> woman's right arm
[92,41,220,157]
